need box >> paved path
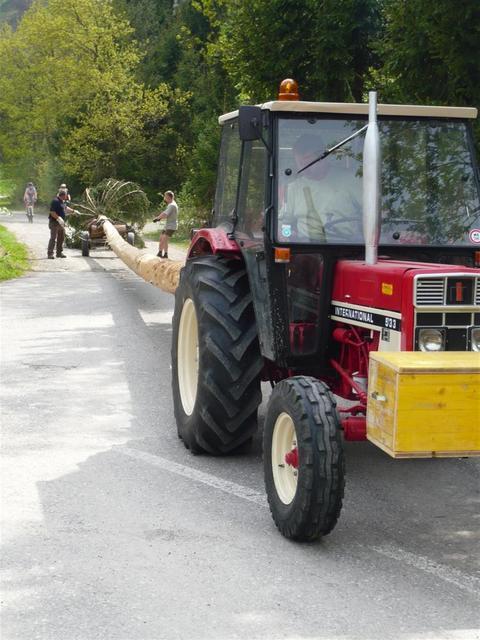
[1,211,479,640]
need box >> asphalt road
[1,211,479,640]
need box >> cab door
[234,136,281,360]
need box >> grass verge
[0,225,29,281]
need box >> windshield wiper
[297,124,368,174]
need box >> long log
[99,216,183,294]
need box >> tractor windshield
[276,116,480,246]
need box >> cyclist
[23,182,37,222]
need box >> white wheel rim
[271,412,298,505]
[177,298,199,416]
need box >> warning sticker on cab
[469,229,480,244]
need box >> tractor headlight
[417,327,446,352]
[470,327,480,352]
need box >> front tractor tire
[263,377,345,541]
[172,256,263,454]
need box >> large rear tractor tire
[172,256,263,454]
[263,376,345,541]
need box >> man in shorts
[153,190,178,259]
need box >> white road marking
[116,445,267,506]
[115,445,479,597]
[137,309,173,325]
[372,544,480,597]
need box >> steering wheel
[323,214,363,241]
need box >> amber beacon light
[278,78,299,101]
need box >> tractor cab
[209,81,480,371]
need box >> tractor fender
[187,228,241,260]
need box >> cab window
[214,120,242,226]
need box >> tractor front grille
[414,274,480,351]
[415,278,445,305]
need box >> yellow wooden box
[366,352,480,458]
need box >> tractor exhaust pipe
[363,91,381,265]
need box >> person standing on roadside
[58,183,71,206]
[153,190,178,259]
[47,189,68,259]
[57,182,76,221]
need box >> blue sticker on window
[281,224,292,238]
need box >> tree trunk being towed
[99,216,182,293]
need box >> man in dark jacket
[48,189,69,259]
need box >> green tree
[62,83,191,193]
[114,0,181,86]
[0,0,138,197]
[173,1,236,207]
[0,0,189,201]
[117,0,236,209]
[215,0,382,103]
[3,0,477,215]
[378,0,480,107]
[309,0,383,102]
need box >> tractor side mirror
[238,106,262,141]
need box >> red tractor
[171,80,480,541]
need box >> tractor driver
[279,134,362,242]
